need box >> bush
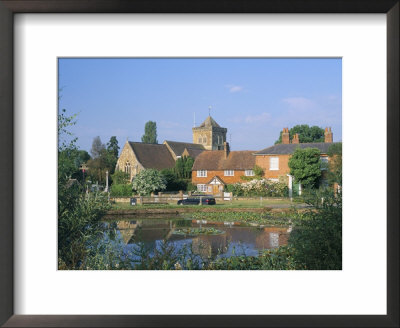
[226,179,288,197]
[132,169,166,195]
[161,169,188,191]
[289,189,342,269]
[111,170,130,184]
[110,183,132,197]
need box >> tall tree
[107,136,120,159]
[275,125,325,144]
[141,121,158,144]
[288,147,322,189]
[91,136,106,158]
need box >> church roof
[199,115,221,128]
[254,142,340,155]
[192,150,256,170]
[164,140,205,157]
[183,147,205,159]
[128,142,175,170]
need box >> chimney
[292,133,299,144]
[224,141,230,158]
[324,127,333,143]
[282,128,290,144]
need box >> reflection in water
[103,218,290,259]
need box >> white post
[299,183,302,196]
[105,170,109,192]
[287,174,293,200]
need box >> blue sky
[58,58,342,154]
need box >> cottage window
[224,170,234,176]
[197,170,207,177]
[245,170,254,176]
[320,156,329,170]
[269,157,279,170]
[197,184,207,192]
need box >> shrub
[111,170,130,184]
[226,179,288,197]
[110,183,132,197]
[132,169,166,195]
[289,189,342,269]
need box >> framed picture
[0,0,398,327]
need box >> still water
[102,217,290,259]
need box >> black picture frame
[0,1,398,327]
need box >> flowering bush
[132,169,166,195]
[226,179,288,197]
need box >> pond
[102,217,290,260]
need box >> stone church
[115,115,227,181]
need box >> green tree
[288,147,322,189]
[107,136,120,159]
[161,168,188,191]
[327,142,342,186]
[90,136,105,158]
[87,137,117,183]
[141,121,158,144]
[289,190,342,269]
[132,169,166,195]
[174,156,194,179]
[275,125,325,144]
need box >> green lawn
[111,198,301,210]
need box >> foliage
[275,125,325,144]
[288,147,322,189]
[289,189,342,269]
[161,169,188,191]
[90,136,106,158]
[207,247,299,270]
[58,189,110,269]
[87,136,118,183]
[327,142,342,186]
[186,182,197,192]
[225,179,288,197]
[132,169,166,195]
[240,165,264,181]
[110,184,132,197]
[107,136,120,159]
[111,170,130,185]
[174,156,194,179]
[58,110,110,269]
[141,121,158,144]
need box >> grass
[111,198,301,210]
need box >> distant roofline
[254,142,341,155]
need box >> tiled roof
[192,150,256,170]
[183,147,205,159]
[128,142,175,170]
[164,140,205,157]
[199,116,220,128]
[254,142,340,155]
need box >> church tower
[192,116,227,150]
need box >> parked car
[177,195,216,205]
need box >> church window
[224,170,234,176]
[198,136,202,143]
[125,162,131,174]
[197,170,207,177]
[203,136,207,144]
